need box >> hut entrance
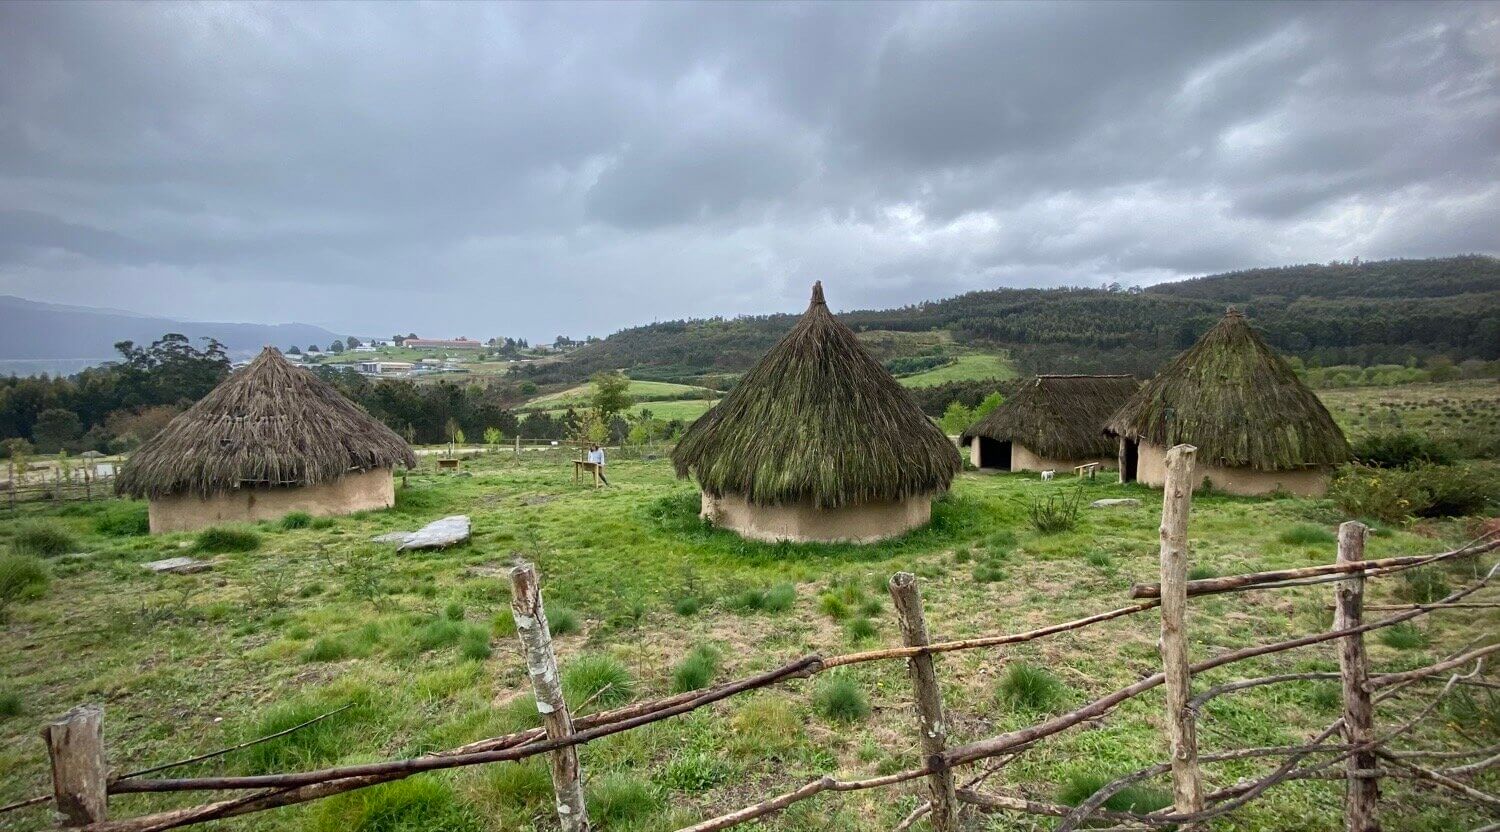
[1119,438,1139,483]
[976,437,1011,470]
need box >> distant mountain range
[0,296,340,376]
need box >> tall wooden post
[1159,443,1203,815]
[509,561,590,832]
[43,705,108,826]
[1336,521,1380,831]
[888,571,958,832]
[514,435,521,460]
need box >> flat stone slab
[1090,498,1141,508]
[397,515,471,551]
[145,557,213,574]
[370,531,415,544]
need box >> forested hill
[545,255,1499,384]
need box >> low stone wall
[700,491,933,543]
[148,467,396,533]
[1134,441,1330,497]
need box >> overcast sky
[2,2,1497,341]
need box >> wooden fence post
[1159,443,1203,815]
[1335,521,1380,832]
[509,561,590,832]
[43,704,108,826]
[514,435,521,460]
[888,572,959,832]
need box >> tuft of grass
[458,625,492,661]
[94,503,150,536]
[279,511,313,530]
[491,613,517,639]
[1378,622,1429,650]
[1057,772,1172,814]
[1307,683,1341,713]
[973,563,1006,583]
[673,596,700,616]
[857,597,882,617]
[844,616,877,643]
[812,675,870,723]
[443,601,466,621]
[1027,487,1084,534]
[1084,551,1113,570]
[727,587,766,612]
[473,759,552,812]
[302,638,352,663]
[730,696,802,756]
[194,527,261,553]
[818,593,850,620]
[0,553,50,619]
[310,516,336,530]
[238,694,369,773]
[671,644,722,693]
[548,606,582,636]
[996,662,1067,714]
[1187,565,1219,581]
[587,773,662,826]
[762,582,796,613]
[659,752,733,792]
[308,776,479,832]
[1279,524,1336,546]
[1396,568,1450,604]
[563,654,635,709]
[10,522,77,557]
[0,691,21,719]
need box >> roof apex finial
[810,281,825,306]
[1225,305,1243,317]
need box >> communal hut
[962,375,1139,473]
[117,347,417,533]
[672,282,961,543]
[1105,309,1349,496]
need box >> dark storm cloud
[0,1,1495,338]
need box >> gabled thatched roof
[1105,309,1350,470]
[962,375,1138,460]
[117,348,416,498]
[672,282,960,508]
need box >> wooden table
[573,460,601,487]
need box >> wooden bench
[1074,462,1100,480]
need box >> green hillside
[896,353,1015,387]
[521,379,718,411]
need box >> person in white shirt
[588,444,609,485]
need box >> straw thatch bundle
[962,374,1138,460]
[1105,309,1349,470]
[117,347,416,499]
[672,282,960,508]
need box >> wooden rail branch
[1128,534,1500,600]
[1365,642,1500,691]
[1377,751,1500,811]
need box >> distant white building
[356,361,414,375]
[352,344,377,353]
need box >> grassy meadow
[1,452,1495,831]
[522,380,719,411]
[896,353,1015,388]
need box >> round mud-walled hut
[117,347,418,533]
[671,282,961,543]
[962,375,1139,473]
[1105,309,1349,497]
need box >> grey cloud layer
[1,1,1496,338]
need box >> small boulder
[1090,498,1141,508]
[398,515,471,551]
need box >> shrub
[549,606,582,636]
[10,523,77,557]
[587,773,662,825]
[458,626,492,661]
[194,527,261,553]
[1352,432,1455,468]
[1378,622,1428,650]
[996,662,1067,713]
[1057,772,1172,813]
[0,691,21,719]
[1027,487,1084,534]
[563,655,635,709]
[0,554,49,620]
[673,596,700,616]
[813,675,870,723]
[1331,463,1500,523]
[94,503,150,536]
[1279,525,1335,546]
[844,617,877,643]
[279,511,313,530]
[762,582,796,613]
[817,593,850,620]
[671,644,721,693]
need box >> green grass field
[896,353,1015,387]
[1317,379,1500,441]
[522,380,719,411]
[1,453,1490,831]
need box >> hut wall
[148,467,396,533]
[1009,443,1113,475]
[1134,441,1329,497]
[700,491,932,543]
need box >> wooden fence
[1,466,116,511]
[8,444,1499,831]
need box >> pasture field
[896,353,1015,388]
[522,380,719,412]
[0,454,1493,831]
[1317,379,1500,441]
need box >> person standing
[588,443,609,485]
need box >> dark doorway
[1120,438,1139,483]
[977,437,1011,470]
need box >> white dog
[1041,470,1055,481]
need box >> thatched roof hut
[672,282,960,542]
[962,375,1138,472]
[1105,309,1349,496]
[118,347,416,532]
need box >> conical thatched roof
[1105,309,1350,470]
[963,375,1138,460]
[672,282,961,508]
[117,347,416,499]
